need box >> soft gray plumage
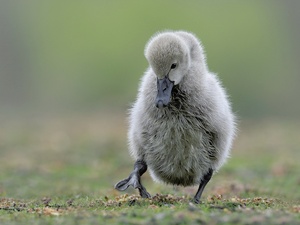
[115,31,236,203]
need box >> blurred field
[1,1,300,118]
[1,1,300,224]
[0,112,300,224]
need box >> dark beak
[155,76,174,109]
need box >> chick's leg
[115,160,151,198]
[193,168,213,204]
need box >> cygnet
[115,31,236,203]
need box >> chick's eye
[171,63,177,69]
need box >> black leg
[193,168,213,204]
[115,160,151,198]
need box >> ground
[0,112,299,224]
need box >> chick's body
[129,31,235,186]
[115,31,235,202]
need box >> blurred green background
[0,1,299,119]
[1,3,300,222]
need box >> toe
[115,178,130,191]
[139,189,151,198]
[193,198,201,204]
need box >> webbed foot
[115,160,151,198]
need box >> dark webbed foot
[193,168,213,204]
[115,160,151,198]
[193,198,201,204]
[115,172,151,198]
[137,184,151,198]
[115,173,139,191]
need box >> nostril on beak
[156,100,164,109]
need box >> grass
[0,112,300,224]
